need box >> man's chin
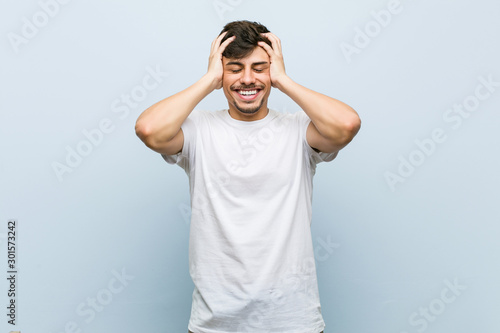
[234,100,264,115]
[236,106,260,114]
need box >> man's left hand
[258,32,287,89]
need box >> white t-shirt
[163,108,337,333]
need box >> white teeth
[238,90,258,96]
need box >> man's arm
[135,32,235,155]
[258,33,361,154]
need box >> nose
[240,68,255,85]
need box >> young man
[136,21,360,333]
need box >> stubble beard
[229,83,267,115]
[233,97,265,115]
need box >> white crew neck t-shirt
[163,108,337,333]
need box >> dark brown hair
[219,20,272,59]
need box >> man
[135,20,360,333]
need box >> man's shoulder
[270,108,308,117]
[269,108,310,126]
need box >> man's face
[222,47,271,119]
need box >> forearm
[276,75,360,143]
[135,74,216,144]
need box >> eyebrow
[225,61,269,66]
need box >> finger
[263,32,281,46]
[217,31,228,43]
[211,31,228,52]
[260,33,281,56]
[217,35,236,54]
[257,41,275,58]
[268,34,282,54]
[219,33,235,48]
[259,38,278,57]
[269,33,282,52]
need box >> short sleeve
[161,110,200,173]
[296,110,338,166]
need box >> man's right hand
[207,31,235,90]
[136,32,235,155]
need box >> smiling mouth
[238,89,259,96]
[232,86,264,100]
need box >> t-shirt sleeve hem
[299,110,339,164]
[160,118,193,171]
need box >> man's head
[219,20,272,59]
[219,21,273,120]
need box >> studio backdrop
[1,0,499,332]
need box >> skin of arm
[258,33,361,154]
[135,32,235,155]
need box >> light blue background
[1,0,499,332]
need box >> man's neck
[227,107,269,121]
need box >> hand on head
[207,31,235,90]
[207,30,287,91]
[257,32,287,88]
